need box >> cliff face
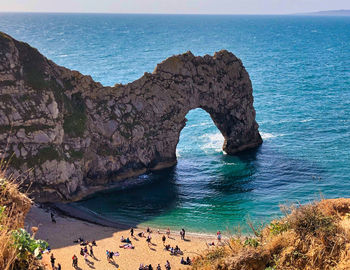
[0,32,262,202]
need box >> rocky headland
[0,31,262,202]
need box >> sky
[0,0,350,15]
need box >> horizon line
[0,10,349,16]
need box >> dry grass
[0,158,44,270]
[192,199,350,270]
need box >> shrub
[244,237,259,247]
[269,221,289,235]
[288,204,336,238]
[12,229,48,260]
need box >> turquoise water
[1,13,350,233]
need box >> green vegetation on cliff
[0,162,47,269]
[7,146,61,170]
[63,93,87,137]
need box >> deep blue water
[1,13,350,233]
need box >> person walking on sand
[162,235,166,245]
[130,227,134,237]
[157,264,162,270]
[166,228,170,238]
[72,254,78,268]
[90,245,94,257]
[182,228,186,240]
[50,253,56,269]
[165,260,171,270]
[84,252,89,264]
[147,234,152,247]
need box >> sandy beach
[25,205,218,270]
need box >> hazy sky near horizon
[0,0,350,15]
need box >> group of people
[139,260,171,270]
[68,226,202,269]
[180,256,192,265]
[164,244,183,255]
[72,238,98,268]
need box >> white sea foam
[300,118,316,123]
[261,131,288,140]
[200,132,224,153]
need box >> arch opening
[176,108,225,158]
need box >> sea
[1,13,349,233]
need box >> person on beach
[157,264,162,270]
[57,263,61,270]
[182,228,186,239]
[84,246,88,254]
[84,252,89,263]
[162,235,166,245]
[50,253,56,269]
[166,228,170,238]
[89,245,94,257]
[130,227,134,237]
[147,227,152,233]
[106,250,110,262]
[165,260,171,270]
[186,256,192,265]
[50,212,56,223]
[108,251,114,262]
[147,235,152,246]
[138,231,145,237]
[72,254,78,268]
[217,231,222,242]
[148,264,154,270]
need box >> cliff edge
[0,32,262,202]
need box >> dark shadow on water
[49,141,328,247]
[70,166,179,228]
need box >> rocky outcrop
[0,32,262,202]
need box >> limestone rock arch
[0,32,262,201]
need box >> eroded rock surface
[0,32,262,202]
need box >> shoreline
[46,202,222,240]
